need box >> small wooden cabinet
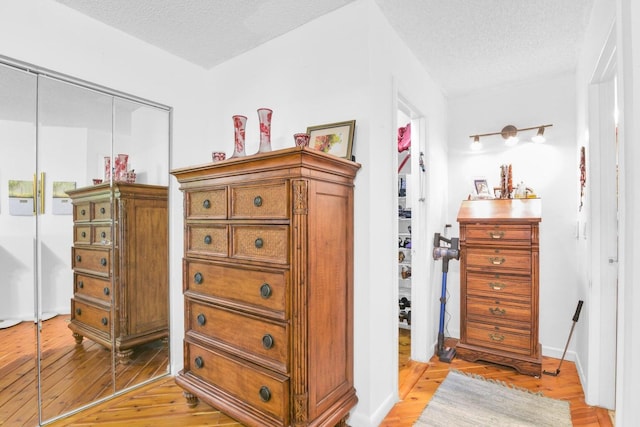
[456,199,542,376]
[171,147,360,427]
[67,183,168,363]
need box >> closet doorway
[396,97,428,392]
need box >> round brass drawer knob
[100,207,106,214]
[260,283,272,299]
[81,231,87,238]
[100,258,107,266]
[101,317,108,326]
[197,314,206,326]
[255,238,264,249]
[202,199,211,209]
[103,287,110,296]
[262,334,274,349]
[259,386,271,402]
[78,281,84,289]
[204,235,212,245]
[75,255,82,262]
[253,195,263,207]
[101,231,107,239]
[75,308,82,315]
[194,272,203,284]
[194,356,204,369]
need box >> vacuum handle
[573,300,584,322]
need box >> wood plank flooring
[0,315,168,426]
[42,327,613,427]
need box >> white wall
[447,74,579,358]
[196,1,449,425]
[0,0,209,382]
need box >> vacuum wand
[543,300,584,376]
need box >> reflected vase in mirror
[257,108,272,153]
[231,115,247,158]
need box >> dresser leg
[335,415,350,427]
[116,348,134,364]
[72,332,83,345]
[183,391,199,408]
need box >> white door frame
[586,23,618,410]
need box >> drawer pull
[260,283,272,299]
[75,308,82,315]
[197,313,206,326]
[81,231,87,238]
[255,238,264,249]
[101,317,108,326]
[488,231,505,239]
[194,272,203,284]
[202,199,211,209]
[489,307,506,316]
[253,195,263,207]
[100,207,106,214]
[259,386,271,402]
[78,281,84,289]
[81,209,86,216]
[194,356,204,369]
[100,258,107,266]
[488,333,505,342]
[262,334,274,349]
[203,235,212,245]
[76,255,82,263]
[103,287,110,296]
[101,231,107,239]
[489,282,506,291]
[489,257,505,265]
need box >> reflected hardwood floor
[0,315,168,426]
[44,328,613,427]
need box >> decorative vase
[231,115,247,158]
[294,133,310,147]
[115,153,129,182]
[257,108,273,153]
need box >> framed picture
[306,120,355,159]
[473,178,492,199]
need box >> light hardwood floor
[44,327,613,427]
[0,323,612,427]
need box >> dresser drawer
[93,225,112,245]
[231,225,289,264]
[187,224,228,257]
[93,200,111,220]
[72,247,111,277]
[71,299,111,335]
[74,273,112,303]
[74,225,92,244]
[74,202,91,222]
[230,181,289,219]
[467,296,531,325]
[465,224,532,243]
[465,248,531,272]
[466,322,531,355]
[187,301,288,373]
[187,188,227,219]
[466,272,531,299]
[185,341,289,423]
[185,261,287,316]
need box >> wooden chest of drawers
[456,199,542,376]
[67,183,168,363]
[172,147,360,427]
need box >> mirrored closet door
[0,58,170,426]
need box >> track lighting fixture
[469,124,552,149]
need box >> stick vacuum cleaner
[433,232,460,363]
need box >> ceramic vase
[231,115,247,158]
[257,108,273,153]
[115,154,129,182]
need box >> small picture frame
[473,178,492,199]
[306,120,355,159]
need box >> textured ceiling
[53,0,595,96]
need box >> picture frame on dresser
[306,119,355,159]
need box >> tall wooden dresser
[171,146,360,427]
[67,183,168,363]
[456,198,542,376]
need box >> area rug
[414,369,572,427]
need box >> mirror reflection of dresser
[0,57,171,425]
